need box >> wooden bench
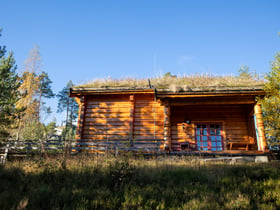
[227,141,254,151]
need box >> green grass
[0,155,279,209]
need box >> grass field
[0,155,279,209]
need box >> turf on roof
[76,74,265,91]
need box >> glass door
[195,123,223,151]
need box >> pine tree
[0,29,22,141]
[37,71,55,121]
[259,52,280,148]
[57,81,79,140]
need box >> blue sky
[1,0,279,124]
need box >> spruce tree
[0,29,21,140]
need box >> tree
[21,120,45,140]
[238,65,259,80]
[45,121,57,139]
[16,45,54,139]
[37,71,55,121]
[238,65,252,79]
[16,71,40,120]
[0,29,22,141]
[57,81,79,140]
[259,52,280,148]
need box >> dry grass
[77,73,265,90]
[0,155,279,209]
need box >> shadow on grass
[0,156,279,209]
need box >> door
[195,123,223,151]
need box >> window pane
[203,129,207,135]
[195,123,223,152]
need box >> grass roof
[76,73,265,91]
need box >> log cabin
[70,85,267,154]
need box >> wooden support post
[75,96,86,141]
[254,103,267,151]
[1,143,9,164]
[163,101,171,151]
[129,95,135,146]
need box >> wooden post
[254,103,267,151]
[163,101,171,151]
[129,95,135,146]
[2,143,9,164]
[75,96,86,141]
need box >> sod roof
[75,73,265,93]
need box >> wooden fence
[0,139,164,163]
[72,139,164,154]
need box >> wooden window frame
[194,122,224,151]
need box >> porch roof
[156,86,265,98]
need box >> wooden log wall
[82,95,131,140]
[133,95,164,141]
[75,96,86,139]
[170,104,257,151]
[80,94,164,146]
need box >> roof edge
[70,86,265,97]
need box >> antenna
[154,53,157,75]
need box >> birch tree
[16,45,54,139]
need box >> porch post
[129,94,135,146]
[163,101,171,151]
[254,102,267,151]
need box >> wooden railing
[73,139,164,154]
[1,139,65,151]
[0,139,165,163]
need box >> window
[195,123,223,151]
